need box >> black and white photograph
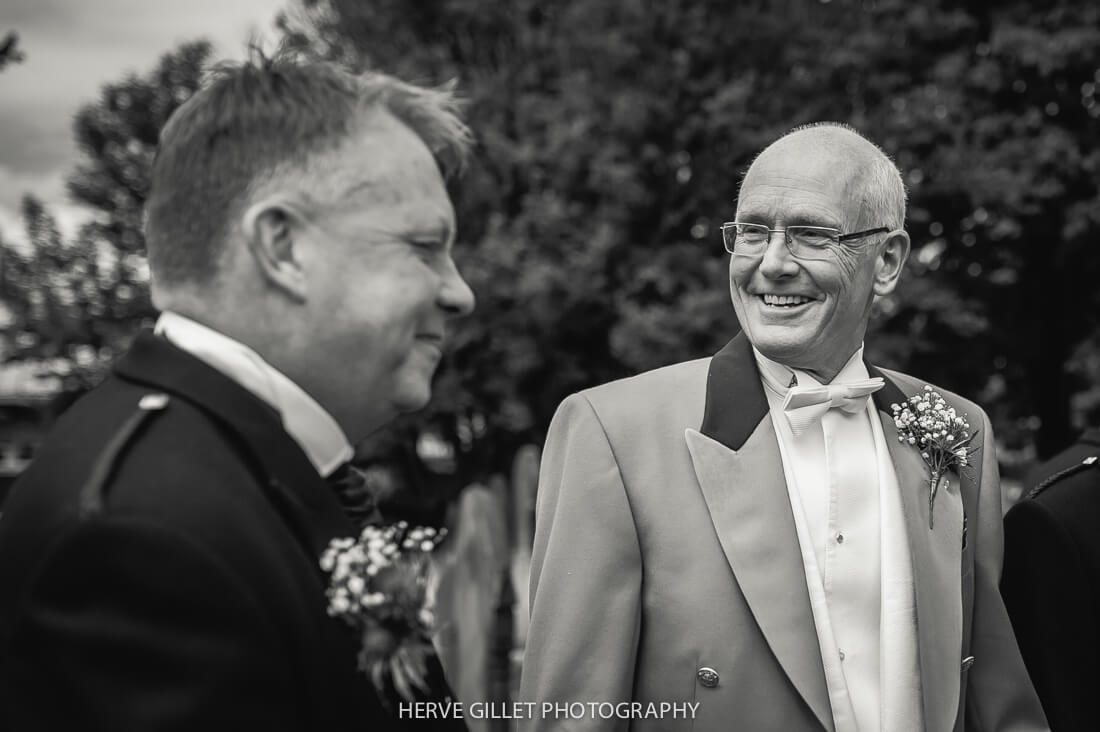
[0,0,1098,730]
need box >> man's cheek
[831,248,862,278]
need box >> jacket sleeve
[518,393,642,732]
[3,515,301,732]
[1002,497,1098,732]
[965,409,1050,731]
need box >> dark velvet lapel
[701,335,910,445]
[699,332,771,450]
[112,331,355,562]
[688,331,833,730]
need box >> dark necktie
[326,462,383,529]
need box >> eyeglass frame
[719,221,892,259]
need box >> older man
[0,54,475,729]
[520,123,1047,732]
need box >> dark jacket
[0,332,462,731]
[1002,428,1100,732]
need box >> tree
[842,1,1100,460]
[5,1,1097,496]
[0,42,213,386]
[0,195,135,391]
[279,0,1100,487]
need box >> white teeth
[762,294,811,306]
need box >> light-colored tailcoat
[519,334,1047,732]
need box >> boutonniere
[891,385,978,529]
[321,521,447,704]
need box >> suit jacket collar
[113,331,355,562]
[691,334,965,732]
[691,332,832,729]
[154,311,354,476]
[699,333,908,452]
[699,332,770,451]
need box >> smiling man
[0,53,474,729]
[520,123,1047,732]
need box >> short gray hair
[780,121,907,231]
[145,48,473,287]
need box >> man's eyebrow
[339,178,381,199]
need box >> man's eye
[409,240,444,260]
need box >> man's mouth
[759,294,815,307]
[416,333,445,350]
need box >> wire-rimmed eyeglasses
[720,221,891,260]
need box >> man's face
[730,134,892,380]
[299,116,475,440]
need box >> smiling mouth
[759,294,815,307]
[416,334,445,350]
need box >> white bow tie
[782,377,884,435]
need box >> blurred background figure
[1002,426,1100,732]
[2,0,1100,711]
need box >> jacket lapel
[686,334,833,732]
[113,331,356,564]
[869,371,964,732]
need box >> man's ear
[873,229,910,296]
[240,197,311,302]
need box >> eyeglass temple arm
[837,226,891,242]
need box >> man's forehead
[742,133,868,193]
[753,135,860,175]
[325,131,450,209]
[769,125,872,155]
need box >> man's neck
[155,311,353,476]
[756,345,867,387]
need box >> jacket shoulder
[577,357,710,406]
[566,357,711,430]
[4,375,264,536]
[74,392,174,520]
[1025,446,1100,504]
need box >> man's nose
[758,230,798,278]
[439,257,476,317]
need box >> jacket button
[697,667,719,688]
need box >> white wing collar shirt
[155,311,354,478]
[754,346,923,732]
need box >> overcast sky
[0,0,285,244]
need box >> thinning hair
[144,48,473,288]
[748,121,908,232]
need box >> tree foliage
[3,1,1098,494]
[0,42,212,387]
[279,0,1100,480]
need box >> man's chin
[392,383,434,415]
[746,334,815,369]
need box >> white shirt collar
[154,311,353,477]
[752,345,870,396]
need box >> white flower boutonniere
[891,385,978,529]
[321,521,447,704]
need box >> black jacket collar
[701,331,907,451]
[113,331,355,557]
